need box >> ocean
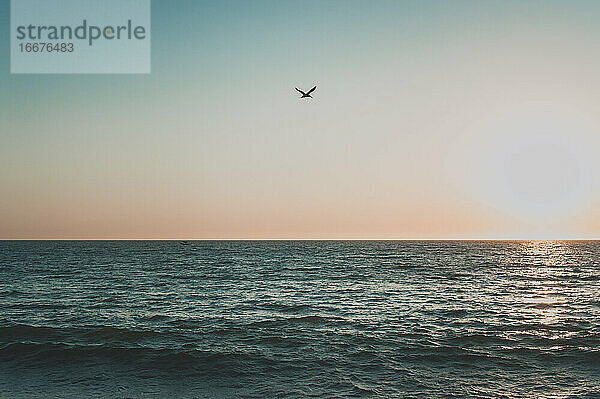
[0,240,599,398]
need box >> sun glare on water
[517,240,571,326]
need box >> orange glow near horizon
[3,2,600,239]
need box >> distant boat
[295,86,317,98]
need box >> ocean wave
[0,341,265,377]
[2,240,600,397]
[257,302,313,312]
[0,324,162,344]
[249,315,345,328]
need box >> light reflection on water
[0,240,599,398]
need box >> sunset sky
[3,0,600,239]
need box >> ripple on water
[0,240,599,398]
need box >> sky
[2,0,600,239]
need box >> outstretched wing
[295,87,306,95]
[306,86,317,95]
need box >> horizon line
[2,238,600,241]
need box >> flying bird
[295,86,317,98]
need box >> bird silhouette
[295,86,317,98]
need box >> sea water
[1,240,599,398]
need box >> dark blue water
[1,241,599,398]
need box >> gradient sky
[3,0,600,239]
